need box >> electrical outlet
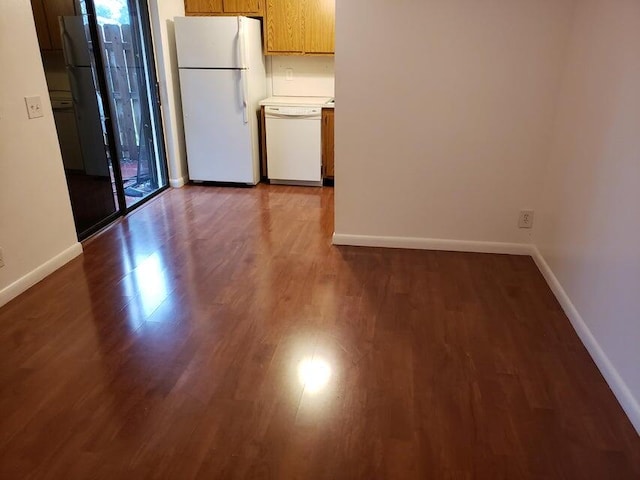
[0,248,4,268]
[25,95,44,119]
[519,210,535,229]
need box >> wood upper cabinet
[322,108,335,178]
[265,0,334,55]
[31,0,52,50]
[31,0,77,51]
[184,0,223,14]
[184,0,263,16]
[265,0,303,54]
[183,0,334,54]
[223,0,260,13]
[304,0,335,54]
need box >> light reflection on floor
[132,253,170,318]
[298,356,332,394]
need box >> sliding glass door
[55,11,120,237]
[88,0,167,208]
[41,0,167,240]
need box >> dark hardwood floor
[0,184,638,479]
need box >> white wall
[0,0,81,306]
[268,56,334,97]
[148,0,188,187]
[334,0,575,248]
[534,0,640,433]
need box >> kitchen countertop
[259,96,334,109]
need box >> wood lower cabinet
[259,106,268,179]
[184,0,263,16]
[265,0,335,55]
[322,108,334,179]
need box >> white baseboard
[0,243,83,308]
[532,246,640,435]
[332,233,533,256]
[169,176,188,188]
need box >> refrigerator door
[175,16,246,69]
[60,15,110,178]
[179,69,255,183]
[68,66,110,177]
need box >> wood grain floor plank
[0,184,638,479]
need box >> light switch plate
[25,96,44,119]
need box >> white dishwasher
[265,105,322,186]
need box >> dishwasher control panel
[265,106,322,117]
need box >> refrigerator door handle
[59,18,79,105]
[237,16,247,69]
[59,17,75,67]
[237,17,249,124]
[67,68,80,105]
[240,70,249,124]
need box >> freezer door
[175,16,246,69]
[179,69,255,183]
[59,16,92,67]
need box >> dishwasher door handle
[264,105,322,119]
[265,113,320,120]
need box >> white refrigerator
[59,15,111,178]
[175,16,266,184]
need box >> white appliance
[175,16,266,184]
[59,16,111,178]
[264,104,324,186]
[51,91,84,171]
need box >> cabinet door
[322,108,335,178]
[304,0,335,54]
[46,0,77,50]
[223,0,260,13]
[184,0,223,15]
[31,0,52,50]
[266,0,303,54]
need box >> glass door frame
[78,0,169,240]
